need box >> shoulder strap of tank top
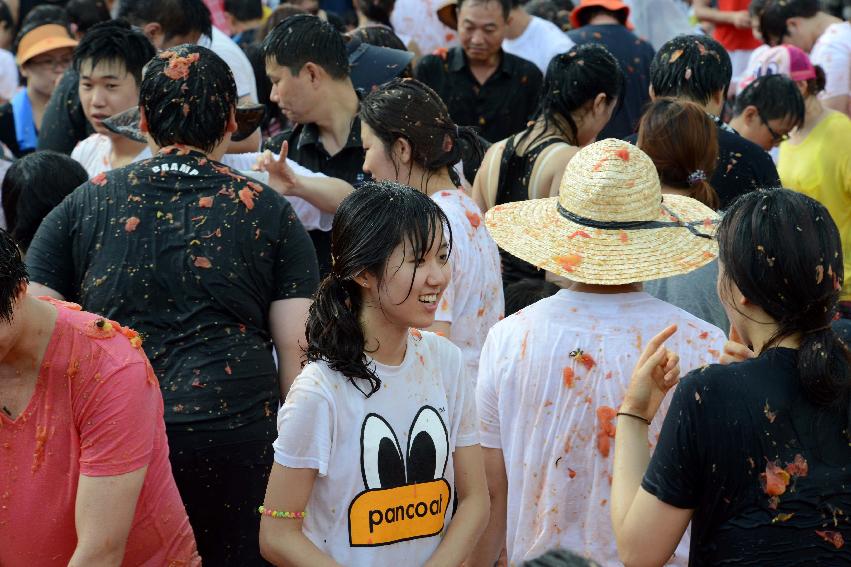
[494,135,519,206]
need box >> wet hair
[306,181,453,397]
[650,35,733,106]
[348,25,406,51]
[753,0,819,46]
[733,74,805,130]
[458,0,512,20]
[523,548,602,567]
[1,151,87,251]
[262,14,349,80]
[360,78,487,188]
[257,3,307,43]
[504,278,560,316]
[637,98,720,210]
[0,228,27,323]
[73,20,155,85]
[66,0,111,36]
[139,44,236,153]
[118,0,213,43]
[717,189,851,437]
[522,43,624,147]
[224,0,262,22]
[356,0,395,27]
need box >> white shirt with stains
[477,289,725,566]
[431,189,504,380]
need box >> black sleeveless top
[495,135,565,288]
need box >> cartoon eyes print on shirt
[350,406,451,547]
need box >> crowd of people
[0,0,849,565]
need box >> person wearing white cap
[0,22,77,156]
[471,138,725,566]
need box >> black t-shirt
[26,150,320,431]
[36,68,92,154]
[643,348,851,565]
[415,47,543,143]
[568,24,655,139]
[627,119,780,209]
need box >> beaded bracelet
[258,505,307,519]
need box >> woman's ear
[393,137,413,166]
[742,105,760,126]
[593,92,609,116]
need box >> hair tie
[687,170,707,186]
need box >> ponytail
[689,179,720,210]
[717,189,851,438]
[306,274,380,396]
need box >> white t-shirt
[477,290,726,566]
[431,189,503,379]
[273,330,478,566]
[810,21,851,102]
[199,27,258,101]
[71,134,151,178]
[0,49,18,102]
[502,16,575,74]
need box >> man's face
[266,58,315,124]
[458,0,507,64]
[739,106,797,150]
[78,59,140,135]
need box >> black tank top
[495,135,565,288]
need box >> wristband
[616,411,651,425]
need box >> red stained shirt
[0,301,199,566]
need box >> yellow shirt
[778,112,851,302]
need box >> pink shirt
[0,299,199,566]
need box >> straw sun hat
[484,139,719,285]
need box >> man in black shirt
[568,0,655,139]
[415,0,543,143]
[637,34,780,209]
[26,45,319,566]
[262,14,369,275]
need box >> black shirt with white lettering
[26,149,319,431]
[415,47,543,143]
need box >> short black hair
[348,25,407,51]
[504,278,560,316]
[66,0,111,36]
[457,0,512,20]
[262,14,349,80]
[650,34,732,106]
[753,0,820,45]
[1,151,87,252]
[140,44,236,152]
[733,74,805,128]
[118,0,213,42]
[575,6,627,26]
[0,228,27,323]
[73,20,156,85]
[224,0,262,22]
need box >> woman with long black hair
[259,182,489,566]
[471,43,624,288]
[612,188,851,565]
[359,78,503,378]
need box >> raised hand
[622,325,681,422]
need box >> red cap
[570,0,634,31]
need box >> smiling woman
[259,182,490,567]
